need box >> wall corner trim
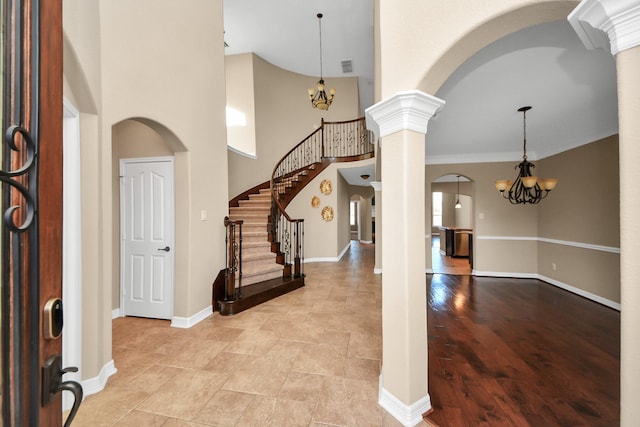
[171,305,213,328]
[365,90,445,139]
[378,374,432,426]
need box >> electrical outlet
[201,210,207,221]
[552,262,557,271]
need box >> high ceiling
[223,2,618,182]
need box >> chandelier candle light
[495,106,558,204]
[307,13,336,110]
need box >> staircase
[213,117,374,315]
[227,189,283,286]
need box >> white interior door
[121,157,174,320]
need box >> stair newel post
[238,221,243,298]
[321,118,325,159]
[294,219,303,278]
[223,217,235,301]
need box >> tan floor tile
[158,338,228,369]
[162,420,211,427]
[112,410,169,426]
[221,355,290,396]
[312,397,384,426]
[70,387,150,426]
[136,368,229,420]
[192,389,258,426]
[235,396,316,427]
[124,364,183,392]
[202,350,256,373]
[320,375,379,402]
[345,357,381,382]
[278,371,325,402]
[292,343,347,377]
[347,331,382,359]
[321,330,351,348]
[224,328,279,355]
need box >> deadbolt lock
[43,298,63,339]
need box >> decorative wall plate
[321,206,334,222]
[311,196,320,208]
[320,179,332,195]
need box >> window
[432,192,442,227]
[350,201,358,226]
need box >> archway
[111,118,187,321]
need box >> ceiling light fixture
[495,106,558,204]
[360,174,370,180]
[307,13,335,110]
[455,175,462,209]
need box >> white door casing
[62,98,82,411]
[120,157,174,320]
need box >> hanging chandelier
[307,13,335,110]
[495,106,558,204]
[455,175,462,209]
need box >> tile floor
[69,242,433,426]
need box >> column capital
[365,90,445,139]
[568,0,640,55]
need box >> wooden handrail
[269,117,373,278]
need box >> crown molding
[568,0,640,55]
[365,90,445,139]
[370,181,382,191]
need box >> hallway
[70,242,427,426]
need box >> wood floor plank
[426,274,620,427]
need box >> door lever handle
[58,379,83,426]
[42,354,84,426]
[157,246,171,252]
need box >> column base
[378,374,432,427]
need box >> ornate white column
[365,90,445,426]
[569,2,640,425]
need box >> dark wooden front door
[2,0,65,425]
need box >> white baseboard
[112,308,121,319]
[374,268,383,275]
[171,305,213,328]
[378,374,432,426]
[425,268,433,274]
[538,274,620,310]
[473,270,621,311]
[305,243,351,263]
[360,240,373,244]
[82,359,117,397]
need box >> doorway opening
[431,174,473,275]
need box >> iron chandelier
[307,13,335,110]
[495,106,558,204]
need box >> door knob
[157,246,170,252]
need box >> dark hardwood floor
[425,274,620,426]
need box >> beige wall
[63,0,229,381]
[425,135,620,302]
[227,54,361,199]
[285,160,375,260]
[225,54,257,156]
[378,0,578,97]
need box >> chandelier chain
[318,14,323,80]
